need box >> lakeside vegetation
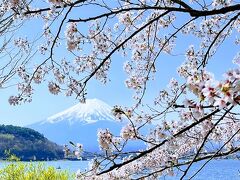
[0,125,64,161]
[0,162,73,180]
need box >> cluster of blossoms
[8,0,19,8]
[97,129,121,151]
[48,81,61,95]
[48,0,65,6]
[1,0,22,12]
[14,37,30,52]
[185,67,240,109]
[17,66,29,83]
[120,124,137,140]
[212,0,232,7]
[65,22,80,51]
[97,129,113,150]
[74,143,83,159]
[53,68,65,84]
[8,96,21,106]
[63,142,83,159]
[33,67,44,84]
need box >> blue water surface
[0,159,239,179]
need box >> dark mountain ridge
[0,125,64,161]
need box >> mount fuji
[28,99,143,152]
[44,98,115,125]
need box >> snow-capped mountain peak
[46,98,115,124]
[28,98,146,151]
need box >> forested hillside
[0,125,64,161]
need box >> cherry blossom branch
[180,105,234,179]
[76,10,171,99]
[133,17,198,109]
[201,12,240,67]
[134,145,240,179]
[189,128,240,179]
[98,107,222,175]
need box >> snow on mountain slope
[43,98,115,124]
[28,99,121,151]
[28,98,146,152]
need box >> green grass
[0,162,74,180]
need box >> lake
[0,159,239,179]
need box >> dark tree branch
[68,4,240,22]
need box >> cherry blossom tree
[1,0,240,179]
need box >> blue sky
[1,40,237,126]
[0,3,239,126]
[0,51,181,126]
